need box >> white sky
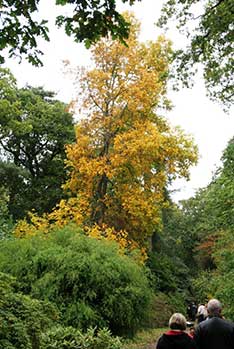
[4,0,234,202]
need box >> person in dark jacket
[194,298,234,349]
[156,313,197,349]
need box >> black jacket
[156,330,197,349]
[194,316,234,349]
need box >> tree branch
[193,0,226,20]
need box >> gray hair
[207,299,222,316]
[169,313,187,330]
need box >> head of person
[207,298,222,317]
[169,313,187,331]
[189,326,195,335]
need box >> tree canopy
[163,135,234,306]
[0,0,140,66]
[158,0,234,109]
[0,68,75,219]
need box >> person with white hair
[156,313,197,349]
[194,298,234,349]
[196,303,208,323]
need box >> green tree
[173,136,234,304]
[185,137,234,253]
[148,201,196,305]
[158,0,234,109]
[0,68,75,219]
[0,0,140,66]
[210,229,234,320]
[210,137,234,229]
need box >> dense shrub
[207,231,234,320]
[0,216,14,240]
[146,292,187,328]
[0,186,14,240]
[146,293,173,328]
[41,326,121,349]
[209,272,234,320]
[0,225,153,336]
[190,230,234,320]
[0,272,58,349]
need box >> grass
[122,328,166,349]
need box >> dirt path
[132,341,156,349]
[145,342,156,349]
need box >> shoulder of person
[200,317,234,328]
[182,332,195,341]
[156,334,166,349]
[222,318,234,327]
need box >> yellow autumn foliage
[15,13,198,254]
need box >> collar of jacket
[165,330,185,336]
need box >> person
[196,303,208,323]
[187,302,197,321]
[189,326,195,338]
[156,313,197,349]
[194,298,234,349]
[191,302,197,321]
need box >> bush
[0,216,14,240]
[0,272,58,349]
[146,292,187,328]
[167,292,186,315]
[0,225,153,336]
[207,230,234,320]
[146,293,173,328]
[41,326,122,349]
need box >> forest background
[0,0,234,348]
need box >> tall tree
[61,14,198,245]
[173,136,234,280]
[0,68,75,219]
[158,0,234,109]
[187,137,234,310]
[0,0,140,66]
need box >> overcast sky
[5,0,234,202]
